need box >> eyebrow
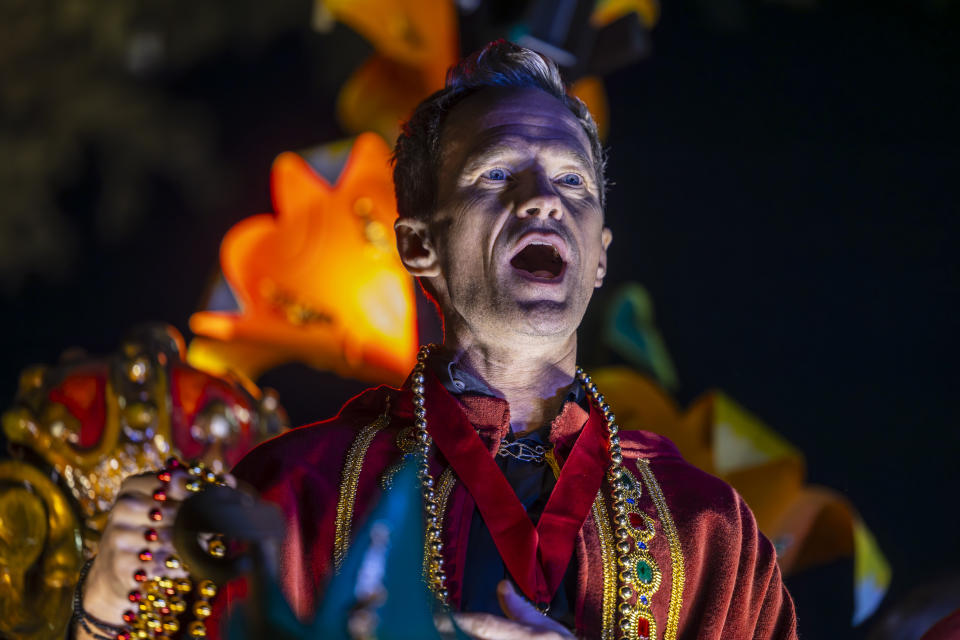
[463,137,594,175]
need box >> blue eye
[483,168,508,181]
[560,173,583,186]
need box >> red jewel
[127,590,142,602]
[637,617,650,638]
[122,610,136,624]
[116,633,131,640]
[138,549,153,562]
[144,528,159,542]
[157,470,172,483]
[149,508,163,521]
[628,512,644,529]
[165,457,180,469]
[152,489,167,502]
[159,606,171,615]
[133,569,147,582]
[165,587,176,597]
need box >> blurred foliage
[0,0,310,294]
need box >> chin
[512,300,579,338]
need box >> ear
[395,217,441,277]
[594,227,613,288]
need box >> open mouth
[510,243,565,280]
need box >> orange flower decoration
[189,133,418,385]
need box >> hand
[77,465,232,637]
[439,580,576,640]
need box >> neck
[439,330,578,434]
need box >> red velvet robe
[217,370,797,639]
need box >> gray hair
[392,40,607,219]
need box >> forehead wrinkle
[436,87,601,205]
[462,134,594,174]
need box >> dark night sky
[1,1,957,636]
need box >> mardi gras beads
[117,458,225,640]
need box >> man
[76,41,797,639]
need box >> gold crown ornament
[0,323,288,639]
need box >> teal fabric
[228,463,464,639]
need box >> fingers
[82,460,227,624]
[497,580,537,624]
[108,472,185,556]
[111,464,231,534]
[101,525,189,577]
[436,582,577,639]
[116,472,166,498]
[448,612,569,640]
[118,463,231,503]
[105,466,203,585]
[109,494,179,527]
[117,468,192,502]
[496,581,576,638]
[105,522,175,548]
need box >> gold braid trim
[636,459,685,640]
[591,492,618,640]
[333,409,390,573]
[543,449,562,479]
[423,467,457,580]
[379,426,417,491]
[436,467,457,522]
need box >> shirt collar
[428,351,589,448]
[430,352,587,409]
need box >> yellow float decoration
[316,0,459,141]
[0,461,83,640]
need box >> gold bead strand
[411,345,449,606]
[576,368,636,636]
[183,461,224,638]
[188,580,217,638]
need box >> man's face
[412,87,612,343]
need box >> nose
[515,176,563,220]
